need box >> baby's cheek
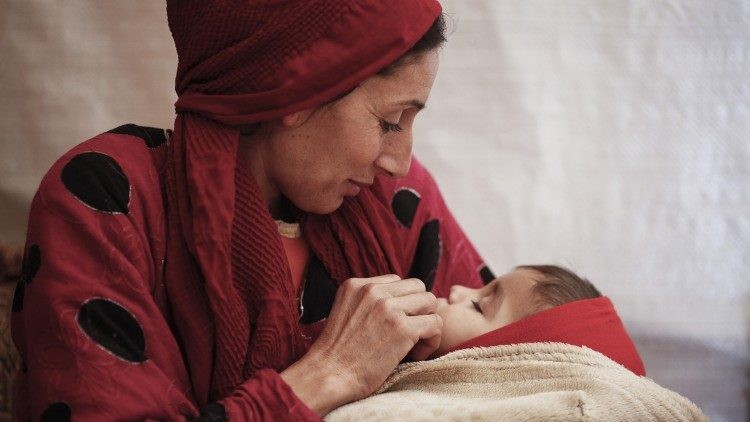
[438,311,479,353]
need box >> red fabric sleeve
[10,136,319,421]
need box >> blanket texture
[326,343,706,421]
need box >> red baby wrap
[444,297,646,376]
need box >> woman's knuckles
[340,277,364,293]
[372,297,396,319]
[361,281,383,297]
[405,278,427,291]
[379,274,401,282]
[416,291,438,307]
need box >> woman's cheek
[344,121,384,155]
[360,135,385,165]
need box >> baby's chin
[428,336,463,360]
[426,349,447,360]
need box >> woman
[11,1,490,420]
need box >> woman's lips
[345,179,372,196]
[349,179,372,188]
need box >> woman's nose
[448,285,478,304]
[375,133,413,178]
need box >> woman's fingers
[304,274,445,405]
[374,293,442,358]
[336,274,403,306]
[381,277,427,297]
[355,277,427,302]
[407,314,443,361]
[341,277,427,310]
[386,291,438,316]
[342,274,401,290]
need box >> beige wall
[0,1,176,245]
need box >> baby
[432,264,645,375]
[326,265,707,421]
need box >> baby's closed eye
[471,300,482,314]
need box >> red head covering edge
[169,0,443,124]
[444,297,646,376]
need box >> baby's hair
[516,265,602,311]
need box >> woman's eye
[379,119,403,134]
[471,300,482,314]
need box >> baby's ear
[280,109,314,128]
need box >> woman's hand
[281,274,442,415]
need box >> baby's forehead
[494,268,542,288]
[509,267,544,278]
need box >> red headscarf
[443,297,646,376]
[163,0,442,405]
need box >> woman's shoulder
[33,123,171,218]
[55,123,170,169]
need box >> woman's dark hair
[516,264,602,310]
[378,13,447,75]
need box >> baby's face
[434,269,545,355]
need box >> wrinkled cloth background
[0,1,748,421]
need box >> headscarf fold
[163,0,442,404]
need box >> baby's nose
[448,285,475,304]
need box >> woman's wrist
[280,354,356,416]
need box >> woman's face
[246,51,440,215]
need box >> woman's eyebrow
[398,99,426,110]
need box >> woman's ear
[281,109,314,128]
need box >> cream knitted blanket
[326,343,706,421]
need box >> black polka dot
[108,124,169,149]
[408,219,441,291]
[299,256,338,324]
[479,265,496,285]
[11,279,25,312]
[391,188,421,228]
[192,402,227,421]
[40,402,71,422]
[76,298,146,363]
[61,152,130,215]
[22,244,41,285]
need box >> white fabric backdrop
[1,1,748,421]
